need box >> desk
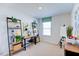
[64,39,79,56]
[23,36,38,50]
[23,36,31,50]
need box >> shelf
[8,21,20,24]
[11,48,24,54]
[7,17,23,55]
[11,44,24,54]
[7,17,21,22]
[8,27,21,29]
[12,41,22,46]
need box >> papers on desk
[66,38,79,46]
[66,38,76,44]
[76,40,79,46]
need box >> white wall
[0,6,35,55]
[38,12,71,44]
[72,4,79,36]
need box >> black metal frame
[31,21,40,43]
[6,17,23,56]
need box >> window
[43,21,51,36]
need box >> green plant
[15,35,22,42]
[67,25,73,38]
[11,16,17,22]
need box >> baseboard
[0,52,9,56]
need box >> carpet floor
[13,41,64,56]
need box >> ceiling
[0,3,74,18]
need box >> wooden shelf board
[8,27,21,29]
[10,43,24,54]
[12,41,22,46]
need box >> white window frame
[42,21,51,36]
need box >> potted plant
[15,35,22,42]
[67,25,73,38]
[11,16,17,22]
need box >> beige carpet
[13,41,64,56]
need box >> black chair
[59,36,66,48]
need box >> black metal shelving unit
[6,17,24,56]
[32,21,40,44]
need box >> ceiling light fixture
[38,6,42,10]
